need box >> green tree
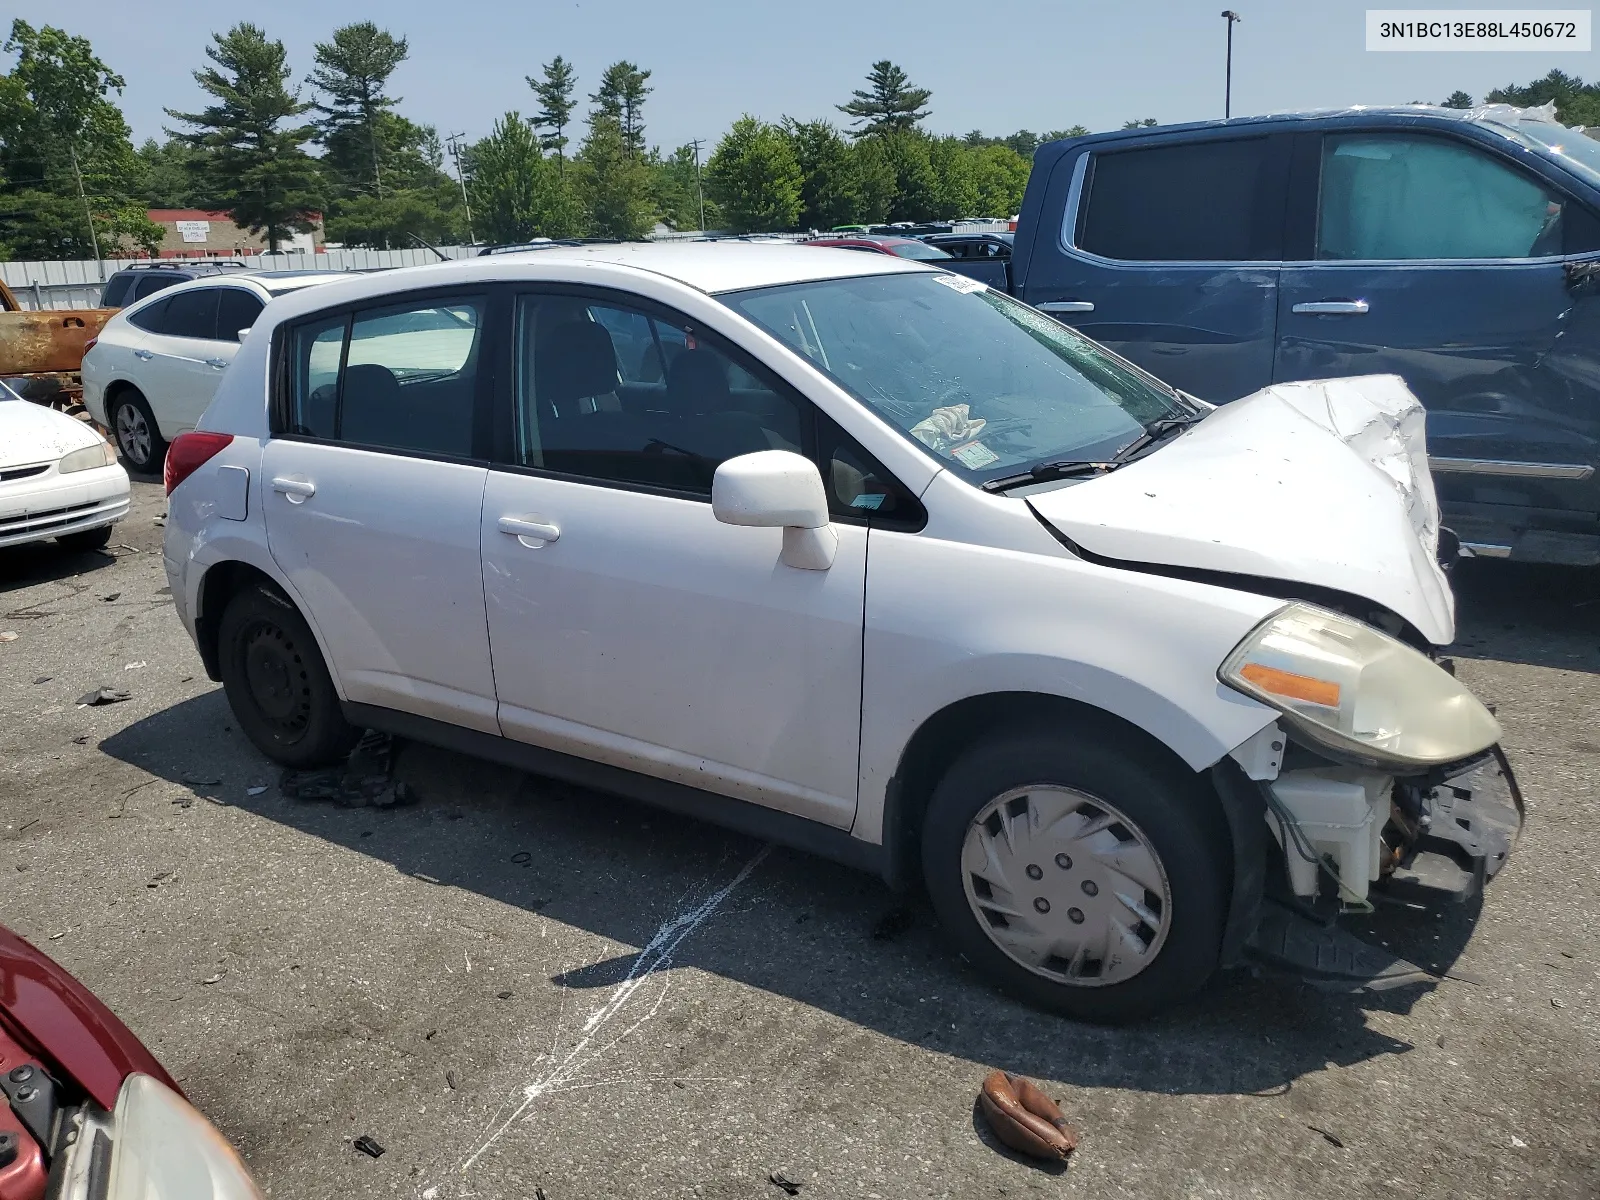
[1442,90,1474,109]
[849,137,897,223]
[1002,130,1039,157]
[838,60,931,137]
[575,114,655,238]
[467,112,580,242]
[1486,70,1600,126]
[649,143,710,230]
[1043,126,1089,142]
[878,130,939,221]
[1122,117,1158,129]
[704,115,802,232]
[781,118,861,229]
[308,22,407,199]
[929,136,979,218]
[591,61,652,159]
[166,23,322,252]
[136,138,210,207]
[970,143,1031,216]
[529,55,578,164]
[0,20,162,258]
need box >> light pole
[1221,11,1241,119]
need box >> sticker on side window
[951,440,1000,469]
[931,273,987,294]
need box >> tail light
[163,432,234,496]
[83,337,99,354]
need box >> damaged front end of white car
[1030,374,1523,989]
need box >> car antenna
[407,232,450,263]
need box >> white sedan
[82,271,351,473]
[160,243,1515,1021]
[0,380,129,551]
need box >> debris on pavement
[977,1070,1078,1162]
[201,971,225,985]
[32,676,49,684]
[246,786,267,796]
[123,661,146,670]
[76,687,131,707]
[768,1172,802,1195]
[0,631,17,643]
[279,730,415,808]
[1309,1124,1345,1148]
[353,1135,385,1159]
[100,592,119,602]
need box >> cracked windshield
[723,273,1189,484]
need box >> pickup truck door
[1017,132,1290,403]
[1274,127,1600,557]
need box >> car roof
[461,240,930,292]
[115,270,356,316]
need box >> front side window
[513,293,807,495]
[1079,137,1278,261]
[285,295,483,455]
[721,272,1189,487]
[1318,133,1564,260]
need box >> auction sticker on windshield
[951,441,1001,468]
[932,273,987,293]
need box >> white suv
[82,271,350,473]
[161,244,1516,1020]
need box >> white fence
[0,246,478,310]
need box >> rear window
[132,273,182,301]
[1078,137,1280,261]
[100,275,135,308]
[126,297,171,334]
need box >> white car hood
[1027,374,1456,645]
[0,398,103,469]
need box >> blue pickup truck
[952,106,1600,565]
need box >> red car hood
[0,925,176,1110]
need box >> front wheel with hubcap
[921,727,1229,1023]
[218,584,356,769]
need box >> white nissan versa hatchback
[162,243,1518,1021]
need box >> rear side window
[1079,137,1279,261]
[163,289,220,340]
[100,275,135,308]
[126,297,171,334]
[132,273,181,301]
[286,295,484,456]
[215,289,264,341]
[1318,133,1566,260]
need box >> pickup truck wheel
[218,584,356,769]
[109,389,165,474]
[921,728,1228,1023]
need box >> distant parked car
[97,260,255,309]
[82,271,351,473]
[804,235,953,260]
[922,232,1015,287]
[0,379,128,553]
[0,920,264,1197]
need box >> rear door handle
[498,515,560,544]
[1292,300,1369,314]
[1037,300,1095,313]
[133,349,153,360]
[271,476,316,501]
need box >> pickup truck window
[1318,133,1564,260]
[1079,137,1278,261]
[721,272,1189,486]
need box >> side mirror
[712,450,837,570]
[236,328,252,342]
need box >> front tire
[57,525,113,552]
[218,583,356,768]
[921,727,1229,1023]
[108,389,166,474]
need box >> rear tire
[57,525,113,552]
[108,389,166,474]
[920,726,1230,1023]
[218,583,356,768]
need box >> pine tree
[705,116,802,232]
[307,22,409,199]
[590,61,652,159]
[576,113,656,238]
[837,61,931,138]
[528,55,578,164]
[166,23,322,252]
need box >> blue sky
[10,0,1598,149]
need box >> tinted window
[163,289,220,340]
[286,295,483,456]
[1080,137,1278,261]
[100,275,135,308]
[514,294,807,495]
[215,289,264,341]
[132,273,182,301]
[126,297,171,334]
[1318,133,1565,260]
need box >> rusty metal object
[0,278,112,429]
[977,1070,1078,1161]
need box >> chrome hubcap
[961,785,1172,987]
[115,403,150,464]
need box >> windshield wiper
[1110,414,1205,465]
[980,459,1111,493]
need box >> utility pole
[69,146,103,265]
[1221,11,1241,119]
[688,138,706,232]
[445,132,476,246]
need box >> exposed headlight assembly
[59,439,117,473]
[106,1074,263,1200]
[1220,602,1501,771]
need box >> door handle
[133,349,153,360]
[206,357,229,369]
[1292,300,1369,315]
[498,515,560,544]
[1037,300,1095,313]
[271,476,316,502]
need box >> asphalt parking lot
[1,477,1596,1200]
